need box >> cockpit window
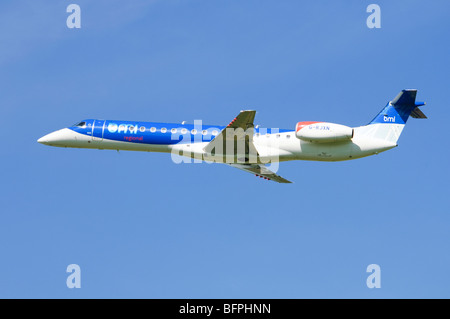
[73,121,86,128]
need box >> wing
[228,163,293,184]
[203,110,259,163]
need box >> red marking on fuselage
[124,136,143,142]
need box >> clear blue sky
[0,0,449,298]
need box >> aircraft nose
[37,134,51,145]
[37,128,77,146]
[37,136,45,144]
[37,131,59,145]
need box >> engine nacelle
[295,121,353,143]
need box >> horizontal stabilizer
[410,107,427,119]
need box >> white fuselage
[38,126,398,163]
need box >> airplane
[38,89,426,183]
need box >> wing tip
[255,173,293,184]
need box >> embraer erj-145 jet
[38,89,426,183]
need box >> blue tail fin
[369,89,427,125]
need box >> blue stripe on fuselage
[68,119,291,144]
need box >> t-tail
[354,89,427,145]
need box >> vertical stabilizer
[355,89,426,144]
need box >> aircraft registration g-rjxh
[38,89,427,183]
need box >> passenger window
[140,126,146,132]
[191,129,197,135]
[150,127,156,133]
[171,128,177,134]
[161,128,167,133]
[181,128,187,134]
